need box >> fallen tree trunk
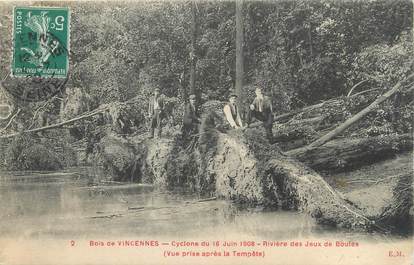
[0,95,146,139]
[271,116,330,150]
[267,76,412,152]
[304,73,414,149]
[288,134,413,172]
[272,99,341,123]
[0,107,108,139]
[265,86,377,126]
[252,95,369,149]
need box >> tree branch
[0,107,108,139]
[0,108,21,133]
[347,79,369,97]
[288,73,414,154]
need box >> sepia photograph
[0,0,413,264]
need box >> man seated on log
[223,91,244,129]
[182,94,201,138]
[148,87,164,139]
[246,86,274,141]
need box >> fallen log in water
[287,134,413,172]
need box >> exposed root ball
[378,174,413,233]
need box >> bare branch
[346,79,369,97]
[0,108,21,133]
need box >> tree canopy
[0,0,412,129]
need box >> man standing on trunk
[223,92,243,129]
[148,88,164,139]
[182,94,201,138]
[247,86,274,141]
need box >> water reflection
[0,168,406,243]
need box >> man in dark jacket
[148,88,164,138]
[182,94,200,138]
[247,86,274,141]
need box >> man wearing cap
[148,88,164,139]
[247,86,274,141]
[182,94,201,138]
[223,92,243,129]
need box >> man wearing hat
[247,86,274,141]
[148,87,164,138]
[182,94,201,138]
[223,91,243,129]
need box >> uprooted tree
[1,72,412,233]
[94,90,412,232]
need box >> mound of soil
[98,134,142,182]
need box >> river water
[0,168,412,265]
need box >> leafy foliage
[2,133,76,170]
[0,0,412,170]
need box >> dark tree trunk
[235,0,244,108]
[189,1,198,98]
[289,134,413,173]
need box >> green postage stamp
[12,6,70,78]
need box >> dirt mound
[201,130,271,204]
[144,137,175,186]
[98,134,142,182]
[98,133,177,186]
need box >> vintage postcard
[0,0,413,264]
